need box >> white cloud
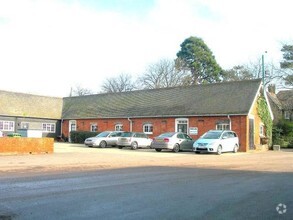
[0,0,292,96]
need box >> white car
[117,132,152,150]
[84,131,124,148]
[193,130,239,155]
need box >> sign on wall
[189,127,198,135]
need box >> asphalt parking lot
[1,143,293,175]
[1,143,292,219]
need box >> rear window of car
[158,132,175,138]
[134,133,147,138]
[121,132,133,137]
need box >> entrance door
[249,118,255,150]
[176,118,188,134]
[69,120,76,142]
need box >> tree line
[71,36,293,96]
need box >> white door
[69,120,76,142]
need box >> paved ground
[0,143,293,175]
[0,143,292,219]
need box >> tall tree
[101,73,136,93]
[176,36,224,84]
[280,44,293,87]
[138,59,188,89]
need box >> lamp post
[262,51,267,93]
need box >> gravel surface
[1,143,292,175]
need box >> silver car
[84,131,124,148]
[151,132,195,153]
[193,130,239,155]
[117,132,152,150]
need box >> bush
[272,120,293,148]
[70,131,100,144]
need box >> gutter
[227,115,232,130]
[128,117,132,132]
[63,113,249,120]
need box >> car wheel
[155,149,162,152]
[131,142,138,150]
[233,144,239,153]
[195,151,200,154]
[217,145,222,155]
[100,141,107,148]
[173,144,180,153]
[118,146,123,149]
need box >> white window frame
[90,124,98,132]
[284,111,290,120]
[175,118,189,134]
[42,123,56,133]
[143,123,153,134]
[216,123,230,130]
[0,120,14,131]
[115,123,123,131]
[260,123,265,137]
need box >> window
[0,121,14,131]
[21,122,29,129]
[175,118,188,134]
[115,124,123,131]
[260,124,264,137]
[284,111,290,120]
[216,123,230,130]
[42,123,55,133]
[143,123,153,134]
[91,124,97,132]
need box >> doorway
[175,118,188,134]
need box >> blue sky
[0,0,292,97]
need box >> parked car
[117,132,152,150]
[151,132,195,153]
[193,130,239,155]
[84,131,124,148]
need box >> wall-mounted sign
[189,127,198,135]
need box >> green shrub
[70,131,100,143]
[272,120,293,148]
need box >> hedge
[70,131,100,143]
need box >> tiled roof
[0,90,63,119]
[277,90,293,110]
[267,92,283,110]
[62,79,262,119]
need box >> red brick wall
[0,137,54,154]
[62,115,250,151]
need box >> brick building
[61,79,271,152]
[0,79,273,152]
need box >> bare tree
[101,73,136,93]
[138,59,188,89]
[224,58,291,90]
[222,65,254,82]
[70,85,93,96]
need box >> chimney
[268,84,276,94]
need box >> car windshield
[96,132,110,138]
[121,132,133,137]
[158,132,176,138]
[202,131,222,139]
